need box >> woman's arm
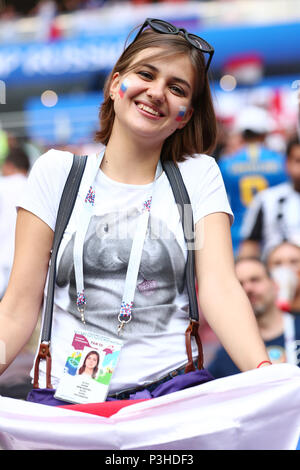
[195,212,270,372]
[0,208,53,375]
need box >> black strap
[41,154,87,343]
[162,160,199,322]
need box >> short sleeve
[17,149,73,231]
[179,155,234,225]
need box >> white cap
[235,106,276,134]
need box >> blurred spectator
[0,0,36,18]
[0,130,9,167]
[33,0,61,41]
[218,106,287,255]
[0,146,38,400]
[0,146,29,298]
[267,241,300,315]
[239,137,300,259]
[208,257,300,379]
[213,118,243,161]
[0,3,18,20]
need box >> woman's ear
[109,72,120,100]
[177,106,194,130]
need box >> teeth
[137,103,160,116]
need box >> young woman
[0,19,271,405]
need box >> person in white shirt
[0,19,270,405]
[0,146,29,298]
[239,137,300,259]
[266,241,300,315]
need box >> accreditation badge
[54,329,123,404]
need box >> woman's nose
[146,81,165,103]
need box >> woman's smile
[135,100,165,119]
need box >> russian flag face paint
[119,79,130,98]
[175,106,187,122]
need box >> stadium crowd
[1,0,195,20]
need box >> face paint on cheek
[119,79,130,98]
[175,106,187,122]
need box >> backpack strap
[162,160,204,371]
[34,154,87,389]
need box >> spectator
[0,146,30,298]
[266,241,300,315]
[239,137,300,259]
[0,145,37,401]
[208,257,300,379]
[0,129,9,167]
[218,106,287,254]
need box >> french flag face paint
[175,106,187,122]
[119,79,130,98]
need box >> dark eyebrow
[139,63,192,90]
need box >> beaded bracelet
[257,360,272,368]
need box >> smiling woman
[105,49,196,161]
[0,18,271,409]
[96,27,217,165]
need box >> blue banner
[25,92,103,144]
[1,21,299,84]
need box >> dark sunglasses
[132,18,214,73]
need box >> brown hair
[95,29,217,163]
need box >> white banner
[0,363,299,450]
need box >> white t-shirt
[0,173,27,297]
[18,149,233,393]
[241,182,300,259]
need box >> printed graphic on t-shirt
[56,210,186,338]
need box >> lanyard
[73,151,162,333]
[73,150,104,323]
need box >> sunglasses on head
[132,18,214,73]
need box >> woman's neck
[101,125,163,185]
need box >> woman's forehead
[128,47,195,83]
[130,46,190,66]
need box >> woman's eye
[137,71,153,80]
[170,85,185,96]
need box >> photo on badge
[54,330,123,404]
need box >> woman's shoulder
[32,148,74,174]
[178,153,218,176]
[177,154,220,186]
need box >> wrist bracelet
[257,360,272,368]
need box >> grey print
[56,209,186,339]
